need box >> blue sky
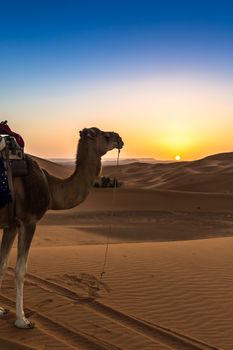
[1,1,233,159]
[1,1,233,77]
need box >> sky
[1,0,233,160]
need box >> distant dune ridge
[102,151,233,193]
[1,151,233,349]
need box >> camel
[0,127,123,328]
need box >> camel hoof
[14,318,35,329]
[0,307,9,316]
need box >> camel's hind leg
[0,226,17,315]
[14,221,36,329]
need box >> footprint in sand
[51,273,111,299]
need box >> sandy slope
[31,155,73,178]
[1,153,233,349]
[2,239,232,350]
[102,151,233,193]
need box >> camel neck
[47,139,101,210]
[75,138,101,175]
[71,139,101,197]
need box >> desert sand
[1,153,233,349]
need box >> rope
[100,149,120,280]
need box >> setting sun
[175,155,181,161]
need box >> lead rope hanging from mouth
[100,148,120,281]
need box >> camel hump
[0,121,25,148]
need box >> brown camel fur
[0,127,123,328]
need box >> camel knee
[0,259,7,273]
[0,258,8,281]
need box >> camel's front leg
[0,227,17,315]
[14,222,35,329]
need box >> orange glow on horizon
[11,74,233,161]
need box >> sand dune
[102,151,233,193]
[30,155,73,178]
[1,152,233,349]
[1,239,231,349]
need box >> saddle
[0,122,28,218]
[0,120,24,148]
[0,121,27,177]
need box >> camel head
[79,127,124,156]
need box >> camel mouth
[104,131,124,150]
[116,139,124,149]
[115,135,124,149]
